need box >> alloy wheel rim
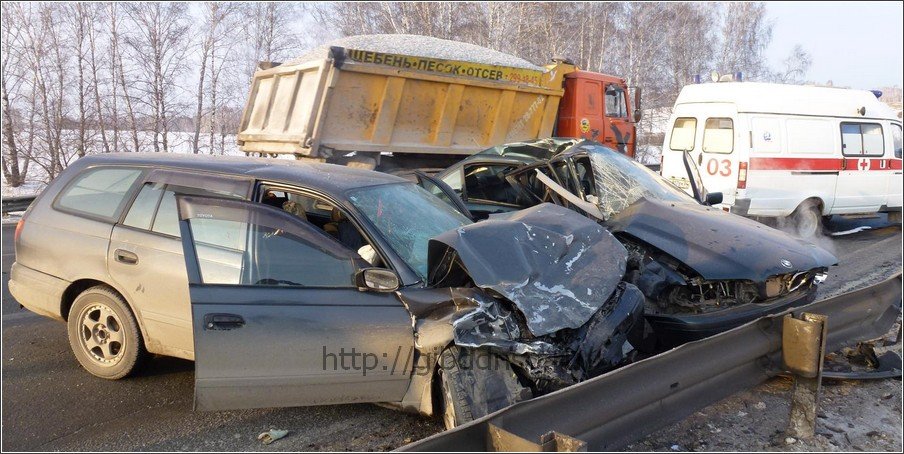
[77,303,125,367]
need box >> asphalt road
[1,216,901,451]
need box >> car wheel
[790,202,822,238]
[438,346,475,430]
[67,286,145,379]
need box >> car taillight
[737,162,748,189]
[14,218,24,243]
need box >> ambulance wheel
[790,202,822,238]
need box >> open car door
[414,170,474,220]
[176,195,414,411]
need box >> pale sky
[765,1,903,89]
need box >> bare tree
[109,3,140,152]
[69,4,89,157]
[772,44,812,84]
[1,2,28,186]
[124,3,190,153]
[717,2,774,80]
[85,4,111,153]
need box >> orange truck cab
[556,70,641,157]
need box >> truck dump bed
[237,43,571,158]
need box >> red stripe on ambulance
[750,157,902,171]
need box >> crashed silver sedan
[171,160,645,430]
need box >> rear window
[55,167,143,220]
[669,117,697,151]
[702,118,734,154]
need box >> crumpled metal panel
[400,273,902,452]
[428,203,627,337]
[607,198,838,282]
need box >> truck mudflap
[399,273,902,452]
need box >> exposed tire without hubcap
[438,347,473,430]
[791,203,821,238]
[67,286,144,379]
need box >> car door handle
[114,249,139,265]
[203,313,245,331]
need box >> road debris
[257,429,289,445]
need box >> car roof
[74,153,408,194]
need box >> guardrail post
[487,424,586,452]
[782,312,828,439]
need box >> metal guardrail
[1,195,37,214]
[400,273,902,452]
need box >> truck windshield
[581,144,693,218]
[348,183,471,279]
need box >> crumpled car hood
[607,198,837,282]
[428,203,627,336]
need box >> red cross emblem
[858,158,871,171]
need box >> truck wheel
[67,286,145,379]
[790,202,822,238]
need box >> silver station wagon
[10,153,651,428]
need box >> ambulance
[660,82,902,237]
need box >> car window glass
[348,183,470,279]
[123,182,165,230]
[841,122,884,156]
[56,167,143,220]
[186,204,356,287]
[551,161,579,196]
[419,177,460,211]
[573,157,597,199]
[702,118,734,154]
[440,168,464,196]
[893,124,902,159]
[463,164,518,205]
[153,185,244,237]
[260,187,374,260]
[605,84,627,117]
[669,117,697,151]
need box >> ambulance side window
[892,124,902,159]
[841,122,884,157]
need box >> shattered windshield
[348,183,471,279]
[582,144,692,218]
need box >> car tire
[790,202,822,238]
[438,346,475,430]
[67,286,145,379]
[437,346,531,430]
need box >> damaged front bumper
[648,284,819,349]
[401,273,902,451]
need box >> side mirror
[704,192,723,206]
[633,109,642,123]
[355,268,399,292]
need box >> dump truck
[237,35,640,170]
